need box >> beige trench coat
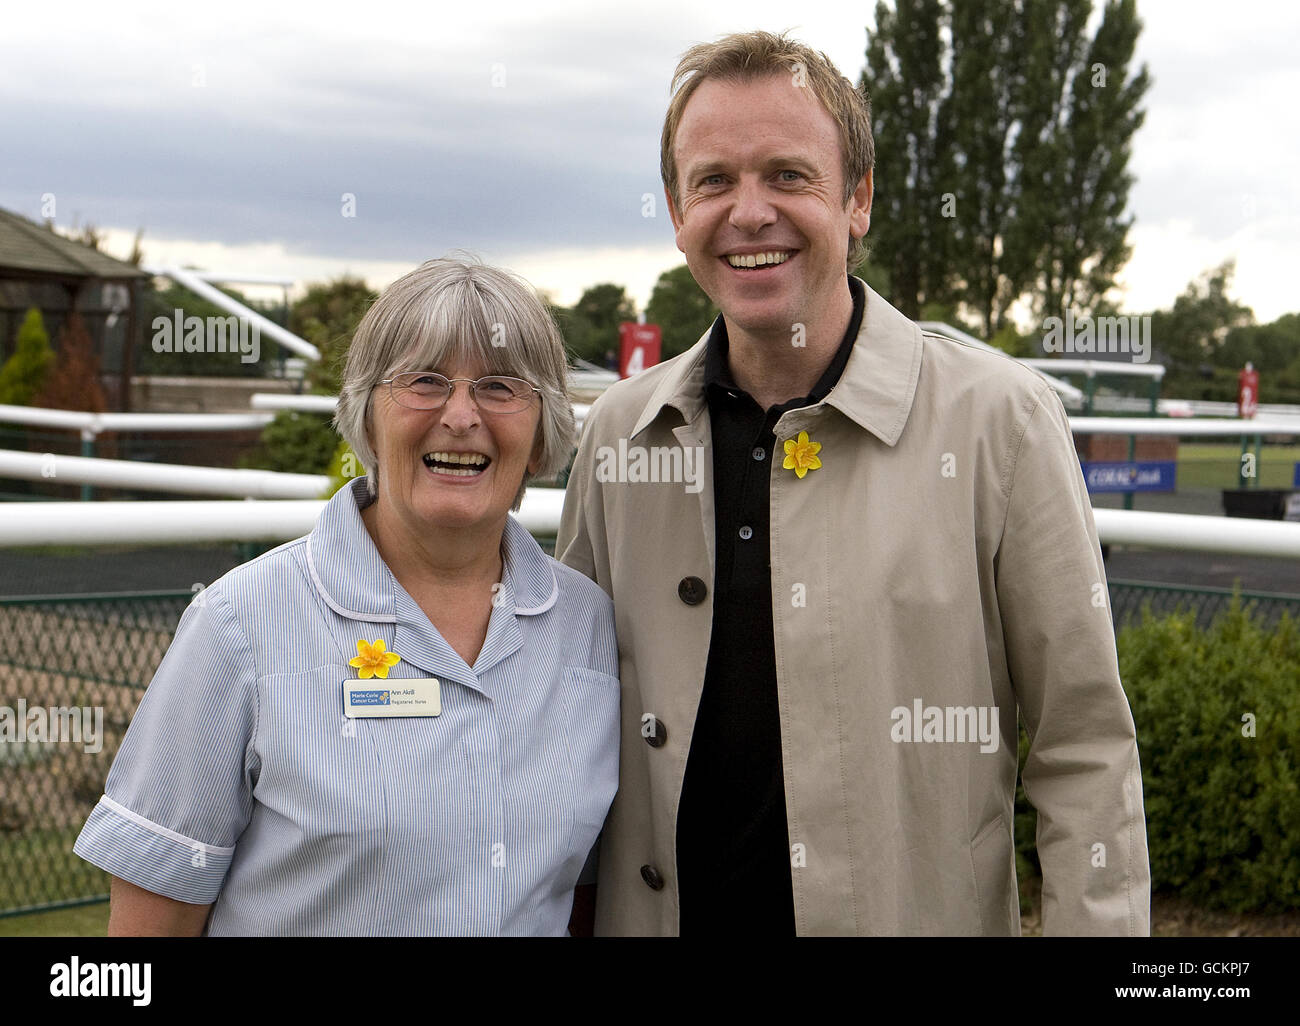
[557,281,1150,936]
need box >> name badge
[343,678,441,718]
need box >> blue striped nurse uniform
[73,477,620,935]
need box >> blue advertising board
[1080,460,1177,493]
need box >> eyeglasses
[380,372,542,414]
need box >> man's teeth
[726,251,791,268]
[423,451,490,475]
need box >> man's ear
[848,167,873,239]
[666,186,687,254]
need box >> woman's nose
[439,380,481,429]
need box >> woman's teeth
[423,452,490,475]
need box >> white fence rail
[0,404,274,438]
[250,393,338,414]
[0,449,328,500]
[1091,510,1300,558]
[0,487,566,547]
[147,266,321,362]
[0,494,1297,557]
[1069,417,1299,437]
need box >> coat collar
[629,278,922,448]
[306,478,558,687]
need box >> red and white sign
[619,322,661,379]
[1237,365,1259,419]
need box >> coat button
[640,864,665,891]
[678,576,707,605]
[644,715,667,748]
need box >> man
[557,30,1150,936]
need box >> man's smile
[721,249,798,273]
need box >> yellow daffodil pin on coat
[349,638,401,679]
[783,430,822,479]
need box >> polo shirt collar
[703,275,864,407]
[629,276,921,447]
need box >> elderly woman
[73,257,619,935]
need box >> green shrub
[0,308,54,405]
[1120,598,1300,912]
[241,410,338,476]
[1014,596,1300,914]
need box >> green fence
[2,579,1298,917]
[1108,578,1300,632]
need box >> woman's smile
[422,449,493,479]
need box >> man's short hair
[334,255,575,511]
[660,29,875,269]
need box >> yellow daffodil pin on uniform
[349,638,401,680]
[783,430,822,479]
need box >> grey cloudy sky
[3,0,1296,323]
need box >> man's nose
[729,176,777,234]
[439,381,481,432]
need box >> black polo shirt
[676,276,865,935]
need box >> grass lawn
[1176,443,1300,490]
[0,901,108,937]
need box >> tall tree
[645,265,719,359]
[1149,261,1253,375]
[1026,0,1150,323]
[564,284,636,365]
[861,0,1150,335]
[942,0,1022,335]
[862,0,951,320]
[1219,313,1300,374]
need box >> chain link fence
[1,579,1298,917]
[1109,579,1300,632]
[0,592,189,915]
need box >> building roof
[0,207,148,280]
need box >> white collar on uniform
[305,477,558,624]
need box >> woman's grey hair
[334,256,574,511]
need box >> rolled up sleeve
[74,588,260,904]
